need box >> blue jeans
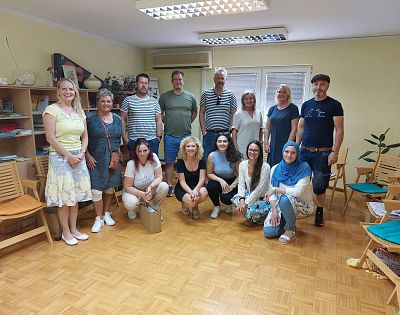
[164,135,187,163]
[263,195,296,237]
[299,148,331,195]
[202,131,217,162]
[127,138,160,156]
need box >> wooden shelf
[0,85,97,161]
[0,116,31,120]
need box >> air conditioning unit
[152,51,212,69]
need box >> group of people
[43,68,343,246]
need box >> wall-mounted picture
[0,99,14,113]
[62,65,79,89]
[52,53,102,88]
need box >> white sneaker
[128,210,137,220]
[91,216,104,233]
[103,211,115,226]
[225,205,232,214]
[210,206,221,219]
[147,206,156,213]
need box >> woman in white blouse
[231,91,263,159]
[264,141,313,244]
[122,138,169,220]
[232,140,271,225]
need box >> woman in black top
[174,136,208,219]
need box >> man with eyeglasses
[199,67,238,161]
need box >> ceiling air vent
[152,51,212,69]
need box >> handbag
[99,114,120,171]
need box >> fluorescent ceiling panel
[136,0,270,20]
[198,27,287,45]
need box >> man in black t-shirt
[297,74,344,226]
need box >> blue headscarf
[271,141,312,187]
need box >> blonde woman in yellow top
[43,78,92,246]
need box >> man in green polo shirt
[160,70,198,196]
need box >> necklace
[99,113,112,124]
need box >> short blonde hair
[177,136,203,161]
[274,84,292,104]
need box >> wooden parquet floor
[0,194,398,315]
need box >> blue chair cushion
[348,183,388,194]
[367,220,400,245]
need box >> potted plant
[358,128,400,163]
[103,72,124,101]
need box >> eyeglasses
[248,148,260,153]
[216,96,220,105]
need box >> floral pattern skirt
[232,193,271,224]
[45,151,92,207]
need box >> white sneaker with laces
[103,211,115,226]
[91,216,104,233]
[210,206,221,219]
[128,210,137,220]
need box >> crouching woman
[122,138,169,219]
[263,141,313,244]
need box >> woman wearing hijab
[263,141,313,244]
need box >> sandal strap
[279,234,291,241]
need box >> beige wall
[150,37,400,182]
[0,11,145,85]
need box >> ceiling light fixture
[136,0,270,21]
[198,27,287,45]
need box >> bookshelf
[0,85,98,177]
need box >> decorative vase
[16,69,36,86]
[83,74,102,90]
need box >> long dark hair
[246,140,264,191]
[131,138,154,171]
[214,132,241,164]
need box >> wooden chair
[327,147,348,211]
[34,155,49,202]
[0,161,53,250]
[342,153,400,215]
[358,199,400,306]
[367,183,400,223]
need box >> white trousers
[122,182,169,211]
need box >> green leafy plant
[358,128,400,163]
[103,72,124,100]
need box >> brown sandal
[192,207,200,220]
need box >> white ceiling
[1,0,400,49]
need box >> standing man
[199,67,237,160]
[297,74,344,226]
[160,70,198,197]
[121,73,163,155]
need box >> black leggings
[207,177,237,206]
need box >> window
[225,66,312,114]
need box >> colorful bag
[245,199,271,224]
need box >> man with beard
[199,67,237,161]
[296,74,344,226]
[159,70,198,196]
[121,73,163,155]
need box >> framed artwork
[52,53,102,88]
[62,65,79,88]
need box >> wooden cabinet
[0,85,97,177]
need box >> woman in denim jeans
[263,141,313,244]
